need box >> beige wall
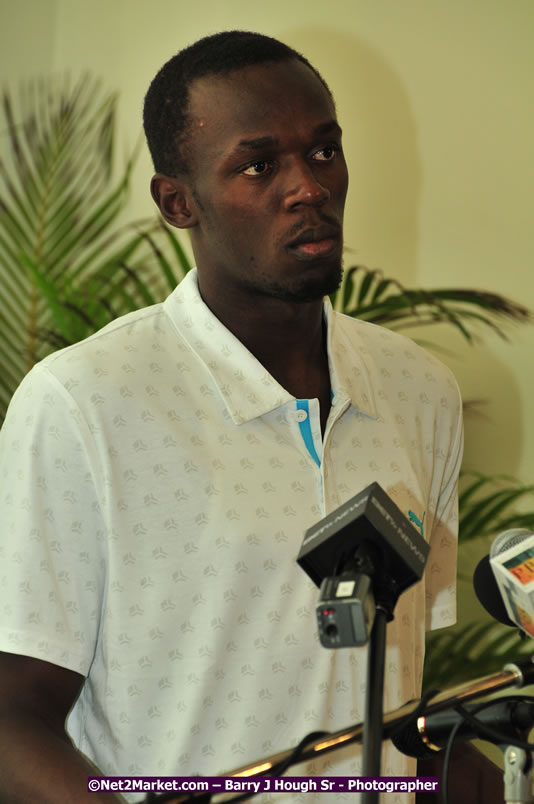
[0,0,57,81]
[2,0,533,486]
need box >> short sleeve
[425,382,464,632]
[0,364,106,675]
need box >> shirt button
[296,409,308,422]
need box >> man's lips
[285,226,341,260]
[291,238,337,258]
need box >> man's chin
[259,264,343,303]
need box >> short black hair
[143,30,332,177]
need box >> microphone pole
[362,605,388,803]
[149,656,534,803]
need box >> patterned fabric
[0,269,463,802]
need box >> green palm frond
[332,265,530,343]
[0,75,132,415]
[459,472,534,543]
[423,619,531,689]
[26,220,191,351]
[0,75,192,422]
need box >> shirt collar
[163,269,377,424]
[324,301,378,420]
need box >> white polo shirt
[0,269,463,802]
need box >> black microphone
[297,482,429,647]
[473,554,516,627]
[392,699,534,758]
[474,528,534,633]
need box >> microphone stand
[360,542,406,804]
[147,657,534,803]
[503,745,532,803]
[362,605,388,804]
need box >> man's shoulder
[40,302,167,373]
[39,271,200,379]
[331,309,459,386]
[13,301,178,414]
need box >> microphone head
[490,528,533,558]
[474,529,534,633]
[473,554,516,627]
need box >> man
[0,31,463,802]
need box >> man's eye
[242,161,270,176]
[312,146,338,161]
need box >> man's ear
[150,174,199,229]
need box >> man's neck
[197,283,332,431]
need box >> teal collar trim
[296,400,321,467]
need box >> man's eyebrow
[313,120,343,138]
[232,120,342,154]
[234,135,278,152]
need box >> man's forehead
[187,59,335,123]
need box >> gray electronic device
[297,483,429,648]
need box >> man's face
[183,58,349,305]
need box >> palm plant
[0,74,190,422]
[331,264,529,343]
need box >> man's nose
[282,161,330,210]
